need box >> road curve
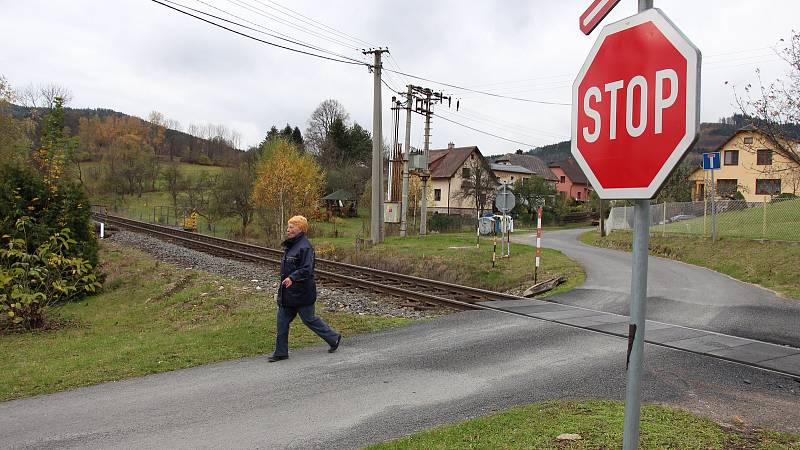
[516,228,800,347]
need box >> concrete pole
[622,5,653,450]
[400,85,412,237]
[369,50,385,244]
[420,93,432,236]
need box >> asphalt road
[2,311,798,450]
[515,228,800,347]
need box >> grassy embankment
[335,232,584,295]
[0,241,410,401]
[368,400,799,449]
[580,230,800,300]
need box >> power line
[227,0,360,51]
[168,0,365,63]
[148,0,368,66]
[433,111,539,148]
[262,0,376,48]
[383,67,570,106]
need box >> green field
[0,242,410,401]
[368,400,799,449]
[652,198,800,241]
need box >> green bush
[1,218,101,330]
[776,192,798,199]
[0,163,98,266]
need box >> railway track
[94,214,525,311]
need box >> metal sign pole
[622,198,650,450]
[711,166,717,242]
[622,4,653,449]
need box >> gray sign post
[494,183,515,257]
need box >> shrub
[1,218,101,330]
[776,192,797,200]
[0,162,98,266]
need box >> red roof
[428,146,487,179]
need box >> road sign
[579,0,622,35]
[494,186,516,212]
[702,152,721,170]
[571,8,701,199]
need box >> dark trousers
[273,304,339,357]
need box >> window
[724,150,739,165]
[716,179,738,198]
[434,189,441,201]
[757,149,772,165]
[755,179,781,195]
[510,176,515,181]
[577,191,582,200]
[462,167,471,178]
[744,136,753,144]
[560,175,566,183]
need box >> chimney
[447,142,455,149]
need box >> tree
[219,164,256,236]
[458,156,497,219]
[162,162,187,210]
[735,30,800,180]
[20,82,73,109]
[306,99,349,154]
[407,174,432,231]
[0,75,32,164]
[655,156,696,202]
[251,139,324,237]
[512,175,555,216]
[291,126,304,149]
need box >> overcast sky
[2,0,798,155]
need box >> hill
[9,104,243,166]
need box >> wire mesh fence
[607,197,800,241]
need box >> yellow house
[427,144,497,215]
[491,162,533,184]
[689,126,800,202]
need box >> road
[515,228,800,347]
[2,311,798,449]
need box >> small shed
[322,189,358,217]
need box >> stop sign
[571,9,700,199]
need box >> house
[549,158,592,201]
[490,163,533,184]
[688,126,800,202]
[426,143,497,215]
[494,152,558,186]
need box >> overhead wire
[149,0,368,66]
[432,111,538,148]
[262,0,376,49]
[170,0,365,64]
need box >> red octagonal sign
[572,9,701,199]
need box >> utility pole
[420,89,432,236]
[400,85,413,238]
[410,86,450,236]
[364,48,389,244]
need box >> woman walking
[269,215,341,362]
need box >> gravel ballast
[106,231,443,319]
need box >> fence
[607,197,800,241]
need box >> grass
[0,241,411,402]
[651,198,800,241]
[339,232,584,295]
[368,400,799,449]
[580,230,800,300]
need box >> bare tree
[20,82,73,108]
[457,156,498,218]
[735,31,800,183]
[306,99,350,154]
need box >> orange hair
[288,215,309,233]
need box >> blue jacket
[277,233,317,307]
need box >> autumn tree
[251,138,324,238]
[162,162,187,209]
[219,164,256,236]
